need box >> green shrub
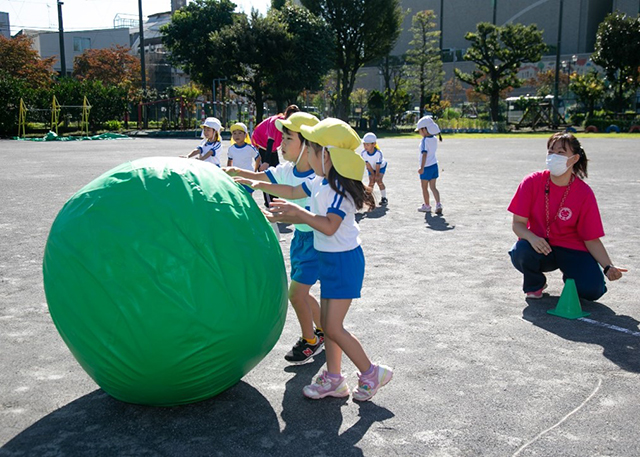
[104,120,123,131]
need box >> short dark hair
[282,126,304,143]
[547,132,588,179]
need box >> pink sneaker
[418,204,431,212]
[526,283,548,299]
[303,370,350,399]
[352,364,393,402]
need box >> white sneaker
[435,203,443,215]
[417,204,431,212]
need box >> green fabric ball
[43,157,287,406]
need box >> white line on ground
[578,318,640,337]
[512,375,603,457]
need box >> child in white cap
[416,115,443,213]
[224,112,325,365]
[235,118,393,402]
[181,117,222,167]
[361,132,388,205]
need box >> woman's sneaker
[418,204,431,212]
[352,364,393,402]
[526,283,548,299]
[303,371,350,399]
[284,337,324,365]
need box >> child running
[224,112,324,364]
[235,118,393,401]
[360,132,388,205]
[181,117,223,166]
[416,116,443,214]
[226,122,260,193]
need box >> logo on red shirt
[558,207,573,221]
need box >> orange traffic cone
[547,279,590,319]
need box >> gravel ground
[1,134,638,457]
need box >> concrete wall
[32,28,130,76]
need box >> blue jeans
[509,239,606,301]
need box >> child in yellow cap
[180,117,222,166]
[224,112,325,365]
[235,118,393,402]
[226,122,260,193]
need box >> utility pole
[439,0,444,51]
[138,0,147,128]
[57,1,66,76]
[492,0,497,25]
[553,0,564,128]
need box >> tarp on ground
[14,131,130,141]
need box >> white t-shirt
[361,148,387,169]
[198,139,221,166]
[227,143,259,170]
[419,136,438,168]
[302,176,361,252]
[265,162,316,233]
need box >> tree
[528,69,569,97]
[267,3,333,111]
[406,10,443,116]
[455,22,547,122]
[0,35,56,88]
[569,71,605,118]
[161,0,236,87]
[350,88,368,117]
[592,12,640,112]
[210,11,290,122]
[73,46,141,87]
[300,0,403,121]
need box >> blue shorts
[290,230,319,285]
[367,164,387,176]
[420,164,439,181]
[318,246,365,299]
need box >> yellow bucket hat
[299,118,365,181]
[275,112,319,133]
[229,122,251,144]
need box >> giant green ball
[43,157,287,406]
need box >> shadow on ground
[424,213,455,231]
[356,205,389,221]
[1,361,394,457]
[523,298,640,373]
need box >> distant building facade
[356,0,640,102]
[0,12,9,39]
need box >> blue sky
[1,0,271,34]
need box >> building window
[73,37,91,52]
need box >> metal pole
[138,0,147,128]
[492,0,497,25]
[57,1,66,76]
[553,0,564,127]
[439,0,444,51]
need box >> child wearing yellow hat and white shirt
[416,115,443,213]
[224,113,324,364]
[181,117,223,167]
[226,122,261,187]
[235,118,393,401]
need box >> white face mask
[546,154,571,176]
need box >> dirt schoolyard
[1,135,638,456]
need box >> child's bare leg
[367,176,375,191]
[376,174,385,191]
[321,298,372,374]
[421,180,431,206]
[428,179,440,203]
[289,280,320,340]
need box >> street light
[553,0,564,127]
[57,1,66,76]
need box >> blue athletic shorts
[290,230,319,285]
[367,164,387,176]
[420,163,439,180]
[318,245,365,299]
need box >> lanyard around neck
[545,174,574,240]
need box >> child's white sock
[381,190,387,198]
